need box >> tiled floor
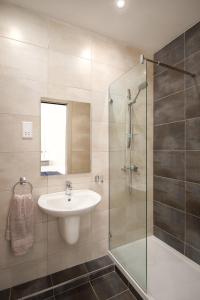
[0,255,141,300]
[54,272,137,300]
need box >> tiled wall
[0,3,140,289]
[154,21,200,264]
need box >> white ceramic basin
[38,190,101,245]
[38,190,101,217]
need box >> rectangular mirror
[41,98,91,175]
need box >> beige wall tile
[92,33,139,71]
[0,152,47,191]
[91,62,123,92]
[0,3,49,48]
[91,239,108,260]
[91,210,108,242]
[0,37,48,82]
[92,151,108,179]
[0,235,47,269]
[0,267,12,290]
[0,114,14,152]
[109,123,126,151]
[91,90,108,123]
[48,50,91,90]
[92,122,108,152]
[0,70,45,116]
[91,180,109,212]
[0,190,12,232]
[47,84,91,103]
[9,258,47,287]
[48,20,92,59]
[109,150,126,181]
[33,186,48,224]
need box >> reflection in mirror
[40,98,91,176]
[41,102,67,175]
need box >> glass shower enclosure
[109,62,147,292]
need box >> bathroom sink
[38,190,101,245]
[38,190,101,217]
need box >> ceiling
[4,0,200,54]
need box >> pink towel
[6,193,34,256]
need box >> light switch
[22,121,33,139]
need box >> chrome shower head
[138,81,148,91]
[128,81,148,105]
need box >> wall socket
[22,121,33,139]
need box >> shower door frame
[108,61,148,300]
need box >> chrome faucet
[65,181,72,196]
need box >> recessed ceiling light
[116,0,125,8]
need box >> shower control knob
[121,166,127,172]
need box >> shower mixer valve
[121,165,138,172]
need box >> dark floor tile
[154,151,185,180]
[154,91,184,125]
[51,264,88,286]
[86,256,113,273]
[154,226,184,253]
[185,21,200,57]
[128,284,143,300]
[154,121,185,150]
[28,291,55,300]
[11,276,53,300]
[154,176,185,210]
[54,275,89,296]
[186,214,200,250]
[185,51,200,88]
[185,244,200,264]
[186,117,200,150]
[186,151,200,183]
[0,288,10,300]
[54,283,97,300]
[91,272,127,300]
[154,201,185,241]
[186,182,200,217]
[186,85,200,119]
[154,34,184,75]
[115,267,129,286]
[89,265,115,280]
[111,290,137,300]
[154,62,184,100]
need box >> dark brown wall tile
[154,176,185,210]
[154,92,184,125]
[185,244,200,264]
[185,51,200,88]
[154,63,184,100]
[185,21,200,57]
[186,85,200,119]
[153,21,200,265]
[186,151,200,183]
[186,182,200,217]
[154,35,184,75]
[186,214,200,250]
[154,151,185,180]
[154,201,185,241]
[154,121,185,150]
[154,226,184,253]
[186,117,200,150]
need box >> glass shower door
[109,62,147,291]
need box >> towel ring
[13,177,33,194]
